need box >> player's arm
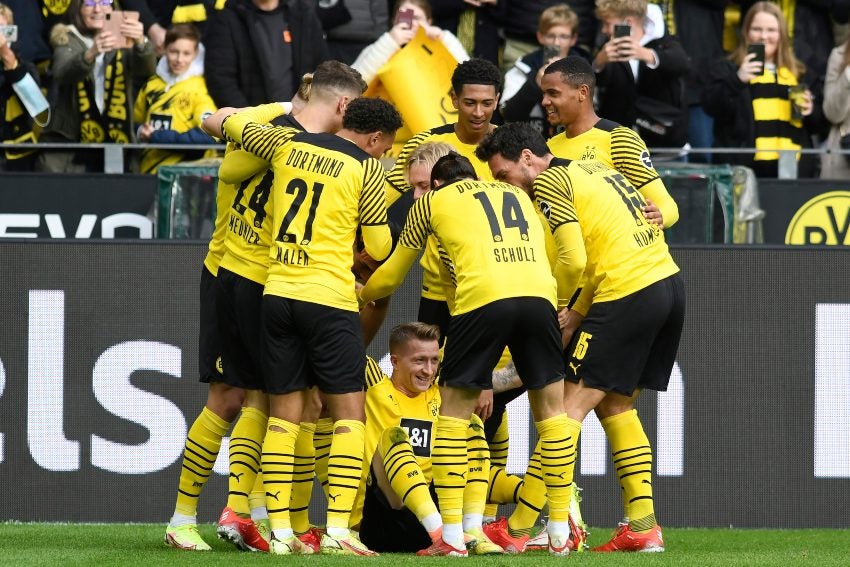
[202,102,291,139]
[360,159,393,261]
[384,130,430,206]
[492,359,523,394]
[218,149,270,184]
[611,127,679,228]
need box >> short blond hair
[595,0,646,21]
[539,4,578,34]
[0,2,14,25]
[405,141,456,184]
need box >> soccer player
[204,96,403,555]
[474,121,685,553]
[211,62,367,553]
[360,153,578,556]
[541,55,678,228]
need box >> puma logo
[447,471,466,479]
[192,481,203,488]
[546,471,566,479]
[642,479,652,485]
[328,493,339,502]
[229,472,244,482]
[267,491,281,501]
[568,362,581,375]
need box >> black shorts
[565,273,685,395]
[261,296,366,395]
[216,267,265,390]
[198,265,224,383]
[442,297,565,391]
[359,472,434,553]
[417,297,451,345]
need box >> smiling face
[452,83,499,137]
[391,338,440,396]
[165,38,198,75]
[540,71,583,127]
[746,11,780,63]
[80,0,112,33]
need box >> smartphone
[0,25,17,43]
[613,24,631,38]
[542,44,561,61]
[395,8,414,28]
[103,10,140,49]
[747,43,765,72]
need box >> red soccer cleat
[296,527,322,554]
[216,506,270,552]
[482,517,530,554]
[593,523,664,552]
[416,537,468,557]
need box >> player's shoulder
[295,131,372,163]
[593,118,621,133]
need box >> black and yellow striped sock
[262,417,299,533]
[485,411,511,518]
[536,414,580,525]
[174,406,230,517]
[326,420,366,531]
[463,414,490,525]
[508,441,545,536]
[314,417,333,500]
[226,406,267,515]
[432,415,470,533]
[289,422,316,534]
[381,426,439,522]
[602,409,656,532]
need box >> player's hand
[559,308,583,348]
[474,389,494,420]
[642,198,664,226]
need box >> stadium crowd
[0,0,849,177]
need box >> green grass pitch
[2,523,847,566]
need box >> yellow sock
[485,411,510,518]
[289,422,316,534]
[463,414,489,524]
[381,426,439,522]
[262,417,299,532]
[508,441,545,536]
[325,420,366,530]
[536,414,580,525]
[432,415,469,527]
[602,409,656,532]
[314,417,333,500]
[174,406,231,517]
[248,471,266,516]
[226,406,268,515]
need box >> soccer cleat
[269,534,314,555]
[593,523,664,552]
[525,527,548,551]
[568,483,589,552]
[164,524,212,551]
[416,537,468,557]
[464,527,505,555]
[254,518,270,546]
[482,516,529,554]
[320,529,379,556]
[548,531,570,556]
[216,506,269,552]
[296,527,322,554]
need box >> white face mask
[12,72,51,127]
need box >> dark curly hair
[475,122,549,162]
[343,97,404,134]
[451,58,503,95]
[430,151,478,187]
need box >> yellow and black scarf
[76,50,132,143]
[3,95,38,160]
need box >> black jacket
[204,0,329,108]
[502,0,597,53]
[596,34,690,148]
[429,0,505,64]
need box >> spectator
[142,1,228,53]
[647,0,729,163]
[502,0,597,72]
[36,0,156,173]
[821,37,850,179]
[429,0,505,64]
[592,0,690,151]
[702,1,818,177]
[500,4,590,138]
[203,0,329,109]
[5,0,51,65]
[0,1,42,171]
[133,23,217,174]
[351,0,468,85]
[324,0,388,64]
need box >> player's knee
[207,383,245,421]
[594,397,635,420]
[383,426,409,446]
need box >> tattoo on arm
[492,361,522,394]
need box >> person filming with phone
[590,0,689,153]
[36,0,155,173]
[702,1,822,177]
